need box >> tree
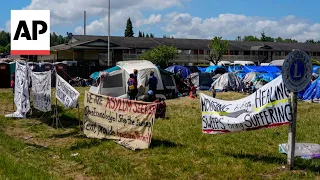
[124,18,134,37]
[138,31,142,37]
[275,37,284,42]
[284,38,298,43]
[242,35,260,41]
[139,45,178,67]
[146,33,149,38]
[305,39,316,44]
[150,33,154,38]
[312,59,320,66]
[260,31,274,42]
[50,32,67,46]
[142,32,145,37]
[206,36,229,65]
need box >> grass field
[0,88,320,179]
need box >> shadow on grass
[226,152,320,173]
[49,130,79,138]
[29,105,81,129]
[150,139,183,148]
[25,143,49,150]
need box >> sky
[1,0,320,42]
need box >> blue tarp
[165,65,191,79]
[236,72,247,79]
[298,83,311,99]
[302,78,320,102]
[197,66,207,72]
[313,66,320,74]
[242,66,281,73]
[255,72,281,82]
[228,65,242,72]
[204,66,227,73]
[90,66,121,80]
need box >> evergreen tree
[142,32,145,37]
[124,18,134,37]
[146,33,149,38]
[138,31,142,37]
[150,33,154,38]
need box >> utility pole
[108,0,110,67]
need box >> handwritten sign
[6,62,30,118]
[201,75,292,134]
[31,71,51,112]
[84,91,157,150]
[55,74,79,108]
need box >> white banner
[6,62,30,118]
[31,71,51,112]
[56,74,80,108]
[201,76,292,134]
[84,91,156,150]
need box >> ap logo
[11,10,50,55]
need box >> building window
[251,51,256,56]
[313,52,317,56]
[230,51,233,55]
[123,50,129,54]
[234,51,239,55]
[199,50,204,54]
[317,52,320,56]
[263,51,268,56]
[194,50,198,54]
[285,51,289,55]
[244,51,250,55]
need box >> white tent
[90,60,164,98]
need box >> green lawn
[0,88,319,179]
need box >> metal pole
[84,11,86,35]
[288,92,297,170]
[107,0,110,67]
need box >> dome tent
[165,65,191,79]
[89,60,164,98]
[212,72,244,92]
[302,78,320,103]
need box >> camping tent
[204,66,227,74]
[313,66,320,74]
[165,65,191,79]
[242,66,281,73]
[212,72,244,91]
[189,72,214,90]
[302,78,320,103]
[89,60,164,98]
[158,68,179,96]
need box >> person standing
[127,74,137,100]
[133,69,138,85]
[147,71,158,93]
[176,69,184,82]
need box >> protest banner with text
[56,74,80,109]
[31,71,51,112]
[6,62,30,118]
[201,76,292,134]
[84,91,157,150]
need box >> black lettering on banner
[202,117,225,130]
[234,101,251,111]
[201,97,231,112]
[244,114,252,128]
[284,104,293,122]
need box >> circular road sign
[282,50,312,92]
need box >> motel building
[38,35,320,66]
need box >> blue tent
[298,83,311,99]
[165,65,191,79]
[302,78,320,103]
[228,65,242,72]
[313,66,320,74]
[197,66,207,72]
[204,66,227,73]
[90,66,121,80]
[255,72,281,82]
[242,66,281,73]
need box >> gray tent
[212,72,244,91]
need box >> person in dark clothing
[127,74,138,100]
[140,90,157,102]
[176,69,184,82]
[133,69,138,85]
[147,71,158,92]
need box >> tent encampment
[158,68,178,97]
[89,60,164,98]
[302,77,320,103]
[242,66,281,73]
[204,66,227,74]
[212,72,244,91]
[165,65,191,79]
[189,72,214,90]
[313,66,320,74]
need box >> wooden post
[288,92,297,170]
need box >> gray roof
[60,35,320,52]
